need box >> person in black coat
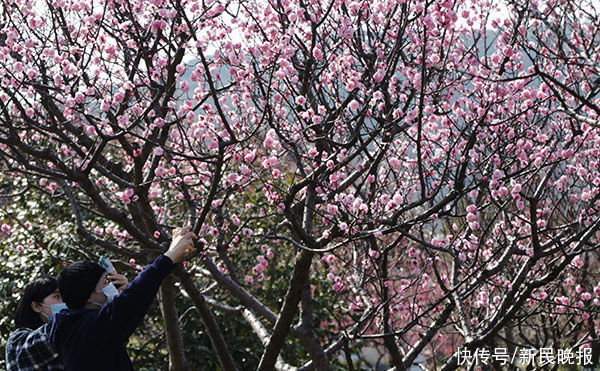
[50,225,197,371]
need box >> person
[5,275,66,370]
[5,267,129,370]
[50,225,197,370]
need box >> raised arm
[94,226,197,345]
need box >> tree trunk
[159,274,189,371]
[174,266,238,371]
[298,283,329,370]
[160,275,189,371]
[258,250,314,370]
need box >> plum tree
[1,0,600,369]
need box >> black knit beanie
[57,261,105,309]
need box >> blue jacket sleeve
[92,254,174,345]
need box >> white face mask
[41,303,68,320]
[92,283,119,307]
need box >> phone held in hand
[100,257,116,275]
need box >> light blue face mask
[41,303,68,321]
[93,283,119,307]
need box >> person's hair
[14,275,57,329]
[57,261,104,309]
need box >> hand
[164,225,197,263]
[107,272,129,293]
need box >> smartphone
[99,257,117,275]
